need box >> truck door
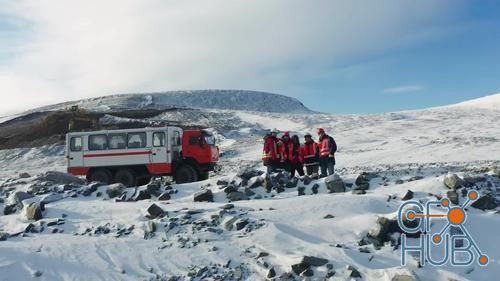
[168,127,182,162]
[151,131,168,163]
[67,135,84,167]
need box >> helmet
[282,131,290,137]
[271,128,279,134]
[317,128,325,135]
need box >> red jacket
[287,142,303,164]
[262,136,279,161]
[301,141,319,166]
[318,134,336,157]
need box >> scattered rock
[220,204,234,210]
[311,184,319,194]
[224,216,239,231]
[132,189,151,201]
[302,176,312,186]
[367,217,390,245]
[301,268,314,277]
[267,267,276,279]
[19,172,31,179]
[3,205,16,215]
[194,189,213,202]
[249,177,264,189]
[227,192,249,201]
[146,204,165,218]
[291,262,308,276]
[157,192,171,201]
[447,190,459,205]
[0,232,9,241]
[106,183,126,199]
[301,256,328,267]
[352,189,366,195]
[395,179,404,185]
[444,173,462,190]
[325,175,346,193]
[244,187,256,197]
[401,190,414,201]
[24,201,43,221]
[392,274,416,281]
[286,177,299,188]
[40,193,65,204]
[235,219,249,231]
[348,265,362,278]
[298,186,305,196]
[216,180,229,186]
[223,185,239,194]
[37,171,86,185]
[471,194,498,210]
[323,214,335,219]
[9,191,34,208]
[32,270,43,278]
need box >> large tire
[199,171,209,181]
[174,165,198,184]
[113,169,136,187]
[89,169,112,184]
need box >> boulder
[401,190,414,201]
[446,190,459,205]
[471,194,498,210]
[285,177,299,188]
[311,184,319,194]
[392,274,416,281]
[248,177,264,189]
[444,173,462,190]
[298,186,305,196]
[367,217,391,242]
[194,189,213,202]
[3,205,17,215]
[146,182,161,197]
[8,191,34,208]
[0,232,9,241]
[216,180,229,187]
[348,265,362,278]
[106,183,126,199]
[223,185,239,194]
[267,267,276,279]
[238,169,263,181]
[300,268,314,277]
[302,176,312,186]
[23,201,43,221]
[19,172,31,179]
[224,216,239,231]
[132,189,151,201]
[244,188,256,197]
[227,192,249,202]
[146,204,165,218]
[301,256,328,267]
[157,192,171,201]
[291,263,309,276]
[325,175,346,193]
[235,219,249,231]
[37,171,86,185]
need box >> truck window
[70,137,82,151]
[172,131,181,146]
[127,132,146,149]
[153,132,165,147]
[88,134,107,150]
[108,134,127,149]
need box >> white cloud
[0,0,463,115]
[384,85,424,94]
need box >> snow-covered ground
[0,93,499,281]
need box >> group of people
[262,128,337,178]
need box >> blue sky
[0,1,499,115]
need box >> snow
[1,93,500,280]
[449,93,500,110]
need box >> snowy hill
[448,93,500,110]
[27,90,313,114]
[0,93,499,281]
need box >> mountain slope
[448,93,500,110]
[27,90,313,114]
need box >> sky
[0,0,500,115]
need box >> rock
[471,194,498,210]
[238,169,263,181]
[146,203,164,218]
[444,173,462,190]
[220,204,234,210]
[132,189,151,201]
[291,262,309,276]
[286,177,299,188]
[216,180,229,186]
[323,214,335,219]
[40,193,65,204]
[267,267,276,279]
[348,265,362,278]
[146,182,161,196]
[235,219,249,231]
[157,192,171,201]
[106,183,126,199]
[298,186,305,196]
[302,256,328,267]
[311,184,319,194]
[244,187,256,197]
[249,177,264,189]
[19,172,31,179]
[223,185,239,194]
[401,190,414,201]
[395,179,404,185]
[492,167,500,178]
[392,274,416,281]
[352,189,366,195]
[301,268,314,277]
[24,202,43,221]
[224,216,239,231]
[447,190,459,205]
[368,217,390,242]
[194,189,213,202]
[9,191,34,208]
[0,232,9,241]
[32,270,43,278]
[227,192,249,201]
[302,176,312,186]
[355,183,370,191]
[3,205,16,215]
[325,175,346,193]
[38,171,86,185]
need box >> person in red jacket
[262,129,280,174]
[317,128,337,177]
[301,133,319,176]
[278,131,291,171]
[289,135,304,177]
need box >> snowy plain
[0,93,499,281]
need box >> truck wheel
[114,169,136,187]
[199,171,209,181]
[174,165,198,184]
[89,169,112,184]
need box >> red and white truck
[66,126,219,186]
